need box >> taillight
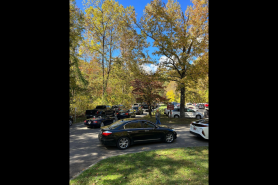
[125,113,128,115]
[117,112,119,114]
[96,111,99,114]
[93,121,98,123]
[202,130,205,136]
[102,131,112,136]
[84,120,87,123]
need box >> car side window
[124,122,142,129]
[142,121,155,128]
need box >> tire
[165,132,174,143]
[117,137,130,150]
[100,122,104,127]
[174,115,179,118]
[196,115,201,119]
[69,120,72,126]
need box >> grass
[70,146,208,185]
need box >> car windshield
[108,120,125,129]
[197,119,209,124]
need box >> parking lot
[69,111,208,180]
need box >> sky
[74,0,193,73]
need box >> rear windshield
[197,119,209,124]
[86,110,98,114]
[108,120,125,129]
[132,107,138,110]
[96,106,106,109]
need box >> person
[155,109,161,125]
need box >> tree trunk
[102,35,105,103]
[180,84,185,118]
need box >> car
[142,104,149,110]
[116,109,136,119]
[187,106,198,111]
[85,105,115,119]
[170,108,204,119]
[198,104,205,109]
[84,115,116,128]
[98,118,177,150]
[69,116,73,126]
[205,105,209,110]
[133,103,142,107]
[132,106,143,115]
[112,105,125,112]
[190,118,209,139]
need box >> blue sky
[74,0,193,72]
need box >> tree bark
[180,84,185,118]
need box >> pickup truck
[85,105,115,119]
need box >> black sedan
[84,115,116,128]
[98,119,177,150]
[116,109,136,119]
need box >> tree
[70,0,88,105]
[130,74,168,117]
[129,0,208,118]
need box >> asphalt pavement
[69,111,208,180]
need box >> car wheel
[117,137,130,150]
[196,115,201,119]
[165,132,174,143]
[69,120,72,126]
[174,115,179,118]
[100,122,104,127]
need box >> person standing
[155,109,161,125]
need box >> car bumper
[84,122,101,127]
[189,126,208,140]
[98,134,117,146]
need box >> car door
[123,121,145,142]
[140,121,162,141]
[184,108,190,118]
[187,108,196,118]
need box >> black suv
[85,105,115,119]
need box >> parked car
[69,115,73,126]
[170,108,204,119]
[98,119,177,150]
[85,105,114,119]
[116,109,136,119]
[133,103,142,107]
[205,105,209,110]
[112,105,125,112]
[187,106,198,111]
[142,104,149,110]
[190,118,209,139]
[198,104,205,109]
[84,115,115,128]
[132,106,143,115]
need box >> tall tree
[130,0,208,118]
[131,74,168,117]
[81,0,134,103]
[70,0,88,104]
